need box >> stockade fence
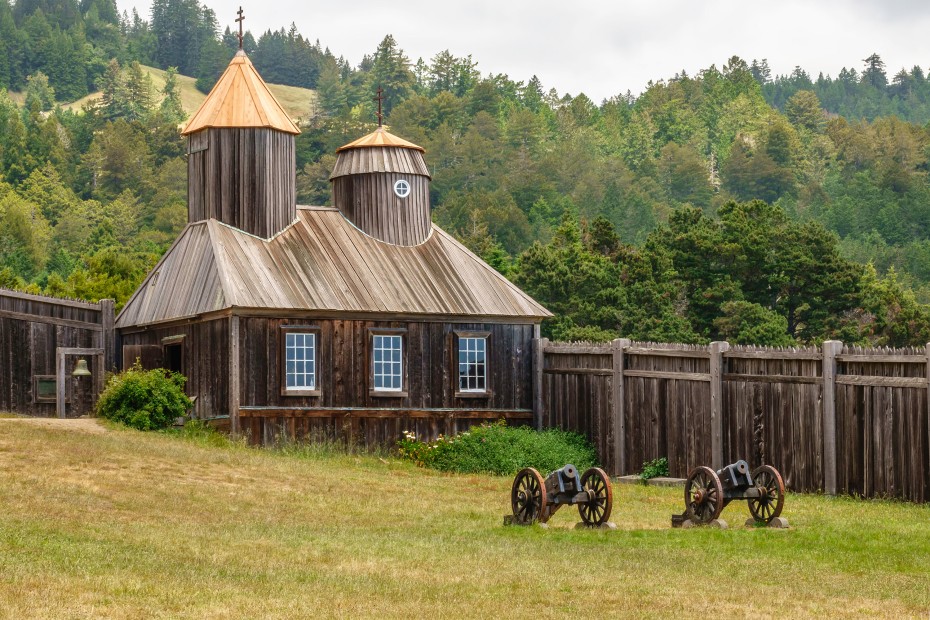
[0,288,115,418]
[534,338,930,503]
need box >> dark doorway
[164,343,183,375]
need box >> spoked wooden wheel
[685,466,724,524]
[748,465,785,524]
[578,467,613,526]
[511,467,547,525]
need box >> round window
[393,179,411,198]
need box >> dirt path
[0,417,108,435]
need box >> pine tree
[97,58,129,120]
[157,66,185,124]
[124,61,153,120]
[862,53,887,89]
[369,34,413,115]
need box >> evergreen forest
[3,0,930,347]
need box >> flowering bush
[396,421,597,476]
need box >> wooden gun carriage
[510,464,613,526]
[679,460,785,525]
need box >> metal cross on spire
[235,6,245,50]
[374,86,384,127]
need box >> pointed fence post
[709,341,729,470]
[229,315,240,435]
[99,299,115,372]
[926,343,930,501]
[821,340,843,496]
[611,338,630,476]
[533,335,548,431]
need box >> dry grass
[9,65,315,122]
[0,420,928,619]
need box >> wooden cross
[374,86,384,126]
[235,7,245,50]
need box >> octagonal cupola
[182,49,300,239]
[330,127,432,246]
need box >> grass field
[0,418,928,619]
[8,65,315,122]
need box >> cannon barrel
[716,459,753,490]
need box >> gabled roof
[181,50,300,136]
[336,127,424,152]
[116,207,551,328]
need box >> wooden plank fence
[0,288,115,417]
[536,338,930,503]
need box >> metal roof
[181,51,300,136]
[116,207,551,327]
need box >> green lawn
[0,419,928,618]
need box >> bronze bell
[72,359,92,377]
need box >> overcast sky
[118,0,930,102]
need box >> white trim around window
[372,333,404,392]
[285,332,317,391]
[281,326,321,397]
[455,331,491,397]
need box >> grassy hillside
[8,65,316,122]
[0,418,928,618]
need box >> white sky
[118,0,930,102]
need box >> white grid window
[285,332,316,390]
[458,337,487,392]
[373,335,403,391]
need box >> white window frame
[285,331,317,392]
[393,179,411,198]
[457,335,488,393]
[372,333,404,393]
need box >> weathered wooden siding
[835,345,929,502]
[0,289,113,416]
[119,318,229,420]
[538,339,930,503]
[332,172,431,246]
[237,318,535,446]
[330,144,430,178]
[539,343,618,474]
[187,127,296,239]
[723,346,824,492]
[624,344,712,479]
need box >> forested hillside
[2,0,930,347]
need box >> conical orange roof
[181,51,300,136]
[336,127,424,152]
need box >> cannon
[678,460,785,526]
[510,464,613,526]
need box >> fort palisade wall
[0,289,115,417]
[535,339,930,503]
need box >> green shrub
[96,362,192,431]
[640,457,669,481]
[396,421,598,476]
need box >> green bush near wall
[96,362,192,431]
[397,421,598,476]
